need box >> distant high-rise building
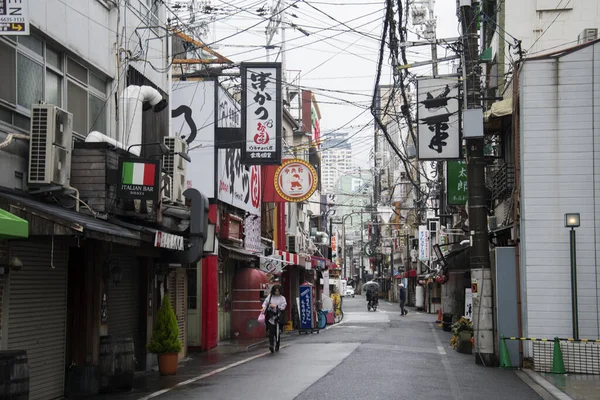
[320,132,353,192]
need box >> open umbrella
[363,280,379,291]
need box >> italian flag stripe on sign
[122,162,156,186]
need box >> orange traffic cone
[436,308,443,323]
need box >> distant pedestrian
[399,284,407,316]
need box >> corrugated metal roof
[0,191,141,241]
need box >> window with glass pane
[17,54,43,109]
[18,35,43,56]
[46,70,61,106]
[88,94,106,133]
[68,81,87,134]
[67,58,88,84]
[14,113,30,131]
[0,107,11,124]
[0,41,16,104]
[46,47,62,70]
[89,72,105,93]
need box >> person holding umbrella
[364,280,379,311]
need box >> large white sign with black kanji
[417,78,460,160]
[241,62,282,165]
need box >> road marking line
[430,323,462,400]
[137,345,289,400]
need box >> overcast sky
[186,0,459,167]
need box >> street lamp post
[564,212,580,340]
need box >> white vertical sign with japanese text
[464,288,473,320]
[417,78,460,160]
[241,62,282,165]
[418,225,430,261]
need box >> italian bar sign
[240,62,282,165]
[117,158,161,202]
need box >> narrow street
[146,296,542,400]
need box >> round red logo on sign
[274,159,318,202]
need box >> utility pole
[265,0,284,62]
[427,0,438,77]
[459,0,494,365]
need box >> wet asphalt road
[153,296,542,400]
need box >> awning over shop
[220,244,260,262]
[0,208,28,239]
[484,98,513,122]
[0,190,148,246]
[273,249,308,266]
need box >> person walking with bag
[261,285,287,353]
[399,283,408,316]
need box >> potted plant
[147,296,182,376]
[450,316,473,354]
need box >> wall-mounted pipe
[0,132,29,155]
[85,131,127,151]
[117,85,167,156]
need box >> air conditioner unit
[28,105,73,186]
[163,137,188,204]
[286,235,298,253]
[578,28,598,44]
[162,173,173,203]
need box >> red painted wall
[201,204,219,350]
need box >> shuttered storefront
[7,239,68,400]
[107,254,143,370]
[168,268,187,358]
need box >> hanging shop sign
[218,148,261,214]
[417,78,461,160]
[260,254,284,276]
[418,225,430,261]
[241,62,282,165]
[244,214,262,253]
[117,158,161,202]
[447,160,467,205]
[274,159,318,202]
[154,231,185,251]
[0,0,29,35]
[311,256,327,270]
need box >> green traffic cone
[551,337,566,374]
[499,335,512,369]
